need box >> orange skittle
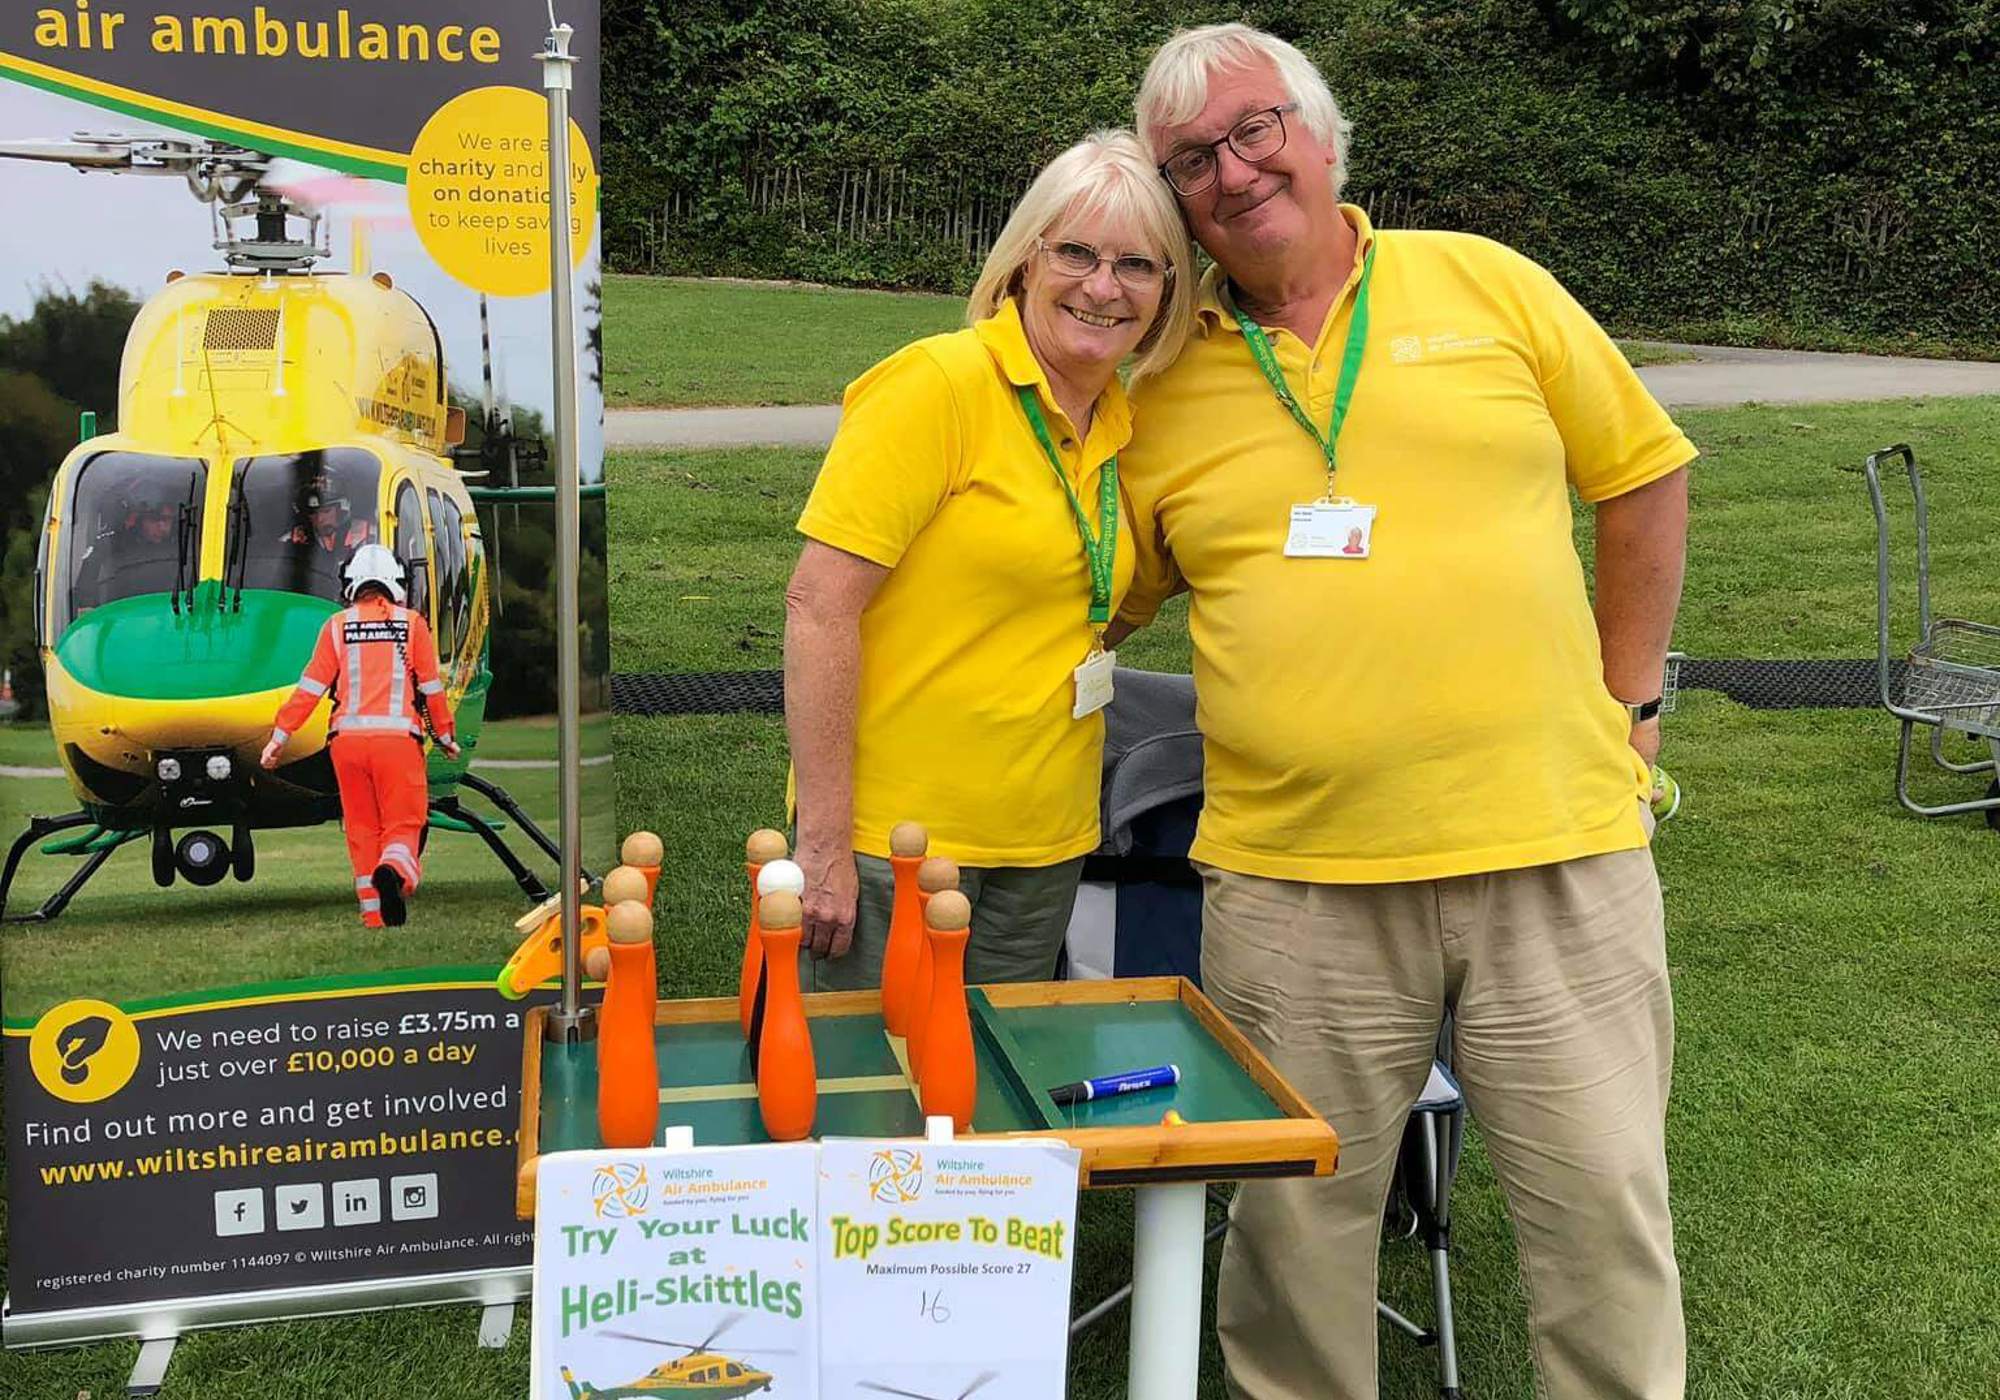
[917,887,976,1132]
[740,829,789,1036]
[596,900,660,1150]
[907,855,961,1083]
[879,821,929,1036]
[753,890,816,1142]
[620,830,665,906]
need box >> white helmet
[343,543,406,603]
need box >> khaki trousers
[798,854,1084,991]
[1203,845,1684,1400]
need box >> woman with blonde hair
[784,129,1194,988]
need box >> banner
[5,972,547,1317]
[0,0,609,1350]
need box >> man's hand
[259,736,284,770]
[438,735,462,760]
[796,839,859,961]
[1629,715,1661,769]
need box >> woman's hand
[797,839,859,960]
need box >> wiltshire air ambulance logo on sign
[868,1147,925,1204]
[28,998,141,1104]
[591,1162,651,1218]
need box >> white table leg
[1127,1180,1208,1400]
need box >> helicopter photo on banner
[0,0,612,1374]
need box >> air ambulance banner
[0,0,612,1342]
[531,1141,1080,1400]
[2,2,598,180]
[4,970,555,1315]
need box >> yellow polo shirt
[1120,206,1696,883]
[796,297,1136,865]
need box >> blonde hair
[966,129,1195,385]
[1135,23,1353,199]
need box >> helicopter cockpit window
[226,449,383,605]
[394,480,432,619]
[59,452,206,631]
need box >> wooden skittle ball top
[917,856,959,894]
[760,891,804,930]
[925,889,972,931]
[607,901,654,945]
[889,822,929,858]
[600,865,650,906]
[746,828,789,863]
[621,831,664,867]
[583,946,611,981]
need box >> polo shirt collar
[974,296,1133,448]
[1196,202,1376,338]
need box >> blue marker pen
[1048,1064,1181,1106]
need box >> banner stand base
[128,1336,175,1396]
[477,1301,515,1349]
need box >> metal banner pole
[540,17,592,1044]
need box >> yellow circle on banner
[406,85,598,297]
[28,998,140,1104]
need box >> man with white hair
[1108,22,1694,1400]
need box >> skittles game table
[516,975,1338,1399]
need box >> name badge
[1073,648,1116,719]
[1284,501,1377,559]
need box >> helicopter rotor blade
[0,137,136,169]
[855,1383,944,1400]
[595,1329,707,1352]
[697,1312,746,1351]
[958,1373,1001,1400]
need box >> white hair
[967,129,1196,385]
[1135,23,1353,198]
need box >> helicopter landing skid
[429,793,550,902]
[430,772,594,903]
[454,770,583,876]
[0,811,123,923]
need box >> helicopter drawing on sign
[0,131,578,922]
[563,1315,794,1397]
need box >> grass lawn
[0,716,617,1018]
[6,396,1998,1396]
[605,275,1693,407]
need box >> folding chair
[1377,1055,1467,1399]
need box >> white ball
[756,858,806,897]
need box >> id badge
[1073,648,1116,719]
[1284,501,1378,558]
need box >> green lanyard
[1230,242,1376,500]
[1017,386,1118,628]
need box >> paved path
[607,344,2000,449]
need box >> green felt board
[537,997,1287,1154]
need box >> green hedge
[604,0,2000,354]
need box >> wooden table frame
[515,976,1338,1400]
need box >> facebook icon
[214,1188,265,1238]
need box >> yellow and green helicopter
[563,1316,789,1397]
[0,133,572,921]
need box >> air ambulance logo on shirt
[344,618,410,645]
[1390,335,1423,363]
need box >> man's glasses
[1037,238,1171,291]
[1158,103,1298,197]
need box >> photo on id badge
[1285,501,1377,558]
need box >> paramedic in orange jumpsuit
[260,544,458,928]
